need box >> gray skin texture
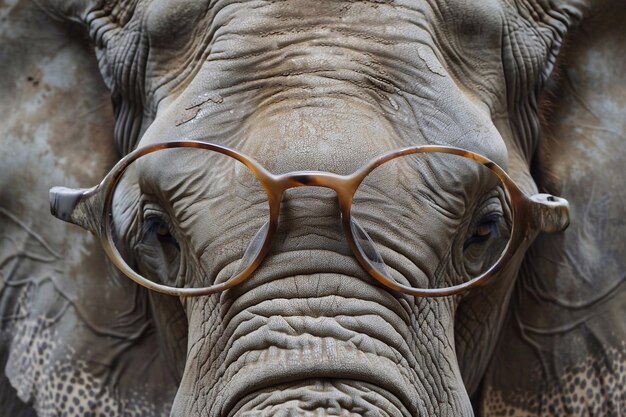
[0,0,624,416]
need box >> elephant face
[46,0,578,415]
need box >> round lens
[350,151,512,291]
[107,147,270,290]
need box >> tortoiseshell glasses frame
[49,140,569,298]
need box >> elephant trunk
[169,192,473,416]
[171,275,472,416]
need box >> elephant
[1,0,624,415]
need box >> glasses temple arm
[527,193,570,233]
[49,185,101,233]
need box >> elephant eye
[464,213,501,250]
[146,216,178,246]
[461,209,510,278]
[135,213,181,285]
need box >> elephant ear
[480,2,626,415]
[0,1,183,416]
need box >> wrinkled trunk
[173,282,472,415]
[172,277,473,416]
[169,191,473,416]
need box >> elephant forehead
[238,105,400,174]
[133,0,509,164]
[142,0,505,68]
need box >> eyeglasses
[49,140,569,297]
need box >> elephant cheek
[169,272,474,417]
[456,240,533,395]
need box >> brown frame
[49,140,570,297]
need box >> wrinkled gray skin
[1,0,624,416]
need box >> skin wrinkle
[523,252,622,312]
[498,1,578,163]
[236,303,417,362]
[212,344,422,412]
[457,291,499,350]
[232,381,406,416]
[171,172,269,282]
[218,258,414,324]
[112,23,146,152]
[180,270,458,412]
[527,266,625,311]
[216,292,416,372]
[140,1,502,159]
[458,253,524,391]
[433,0,506,116]
[355,163,502,289]
[145,4,209,95]
[216,325,416,389]
[148,297,188,381]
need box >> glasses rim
[49,140,570,297]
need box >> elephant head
[3,0,623,416]
[44,0,574,414]
[49,137,568,415]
